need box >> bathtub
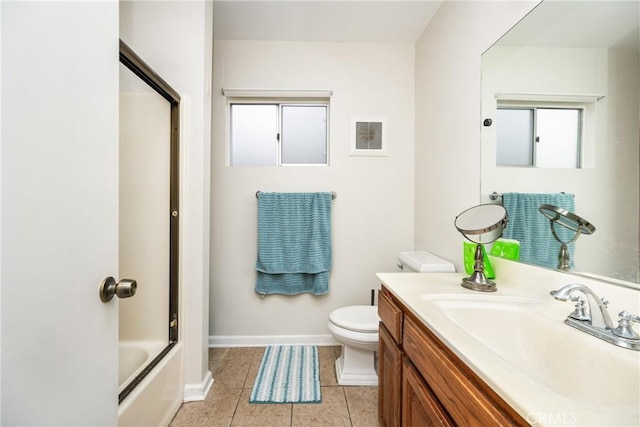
[118,340,183,426]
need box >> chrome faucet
[550,283,639,351]
[550,283,614,329]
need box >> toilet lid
[329,305,379,333]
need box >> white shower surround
[118,342,183,427]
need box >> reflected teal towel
[502,192,575,269]
[256,192,332,295]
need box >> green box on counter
[489,238,521,261]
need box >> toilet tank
[397,251,455,273]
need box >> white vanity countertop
[377,271,640,427]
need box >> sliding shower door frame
[118,39,181,404]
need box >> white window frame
[224,90,331,167]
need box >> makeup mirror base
[462,272,497,292]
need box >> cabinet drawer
[403,316,526,426]
[378,288,403,344]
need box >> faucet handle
[612,310,640,340]
[568,295,591,321]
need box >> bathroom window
[496,106,583,168]
[230,102,329,166]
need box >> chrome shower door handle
[99,276,137,302]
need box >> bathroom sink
[417,294,640,409]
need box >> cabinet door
[402,359,454,427]
[379,323,402,427]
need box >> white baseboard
[183,370,213,402]
[209,334,339,348]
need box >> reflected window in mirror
[497,104,583,168]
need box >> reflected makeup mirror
[539,204,596,271]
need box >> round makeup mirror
[454,204,508,292]
[539,204,596,271]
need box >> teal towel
[502,192,575,269]
[256,192,332,295]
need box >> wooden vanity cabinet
[378,285,528,427]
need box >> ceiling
[496,0,639,49]
[212,1,444,43]
[213,0,639,48]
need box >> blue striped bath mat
[250,345,321,404]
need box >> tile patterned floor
[170,346,379,426]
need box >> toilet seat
[329,305,379,333]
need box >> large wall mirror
[481,0,639,287]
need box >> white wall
[210,40,415,342]
[414,0,539,272]
[120,0,213,396]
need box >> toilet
[328,251,455,386]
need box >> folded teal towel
[255,192,332,295]
[502,192,575,269]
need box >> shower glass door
[118,40,180,403]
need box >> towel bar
[256,191,337,200]
[491,191,573,201]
